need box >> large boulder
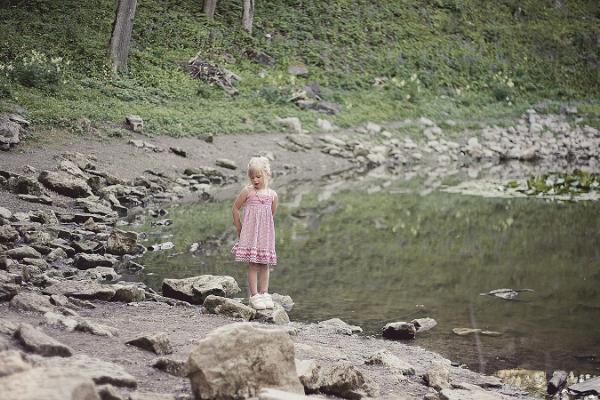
[38,170,92,198]
[0,367,100,400]
[14,323,73,357]
[162,275,240,304]
[187,322,304,399]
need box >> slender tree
[203,0,217,19]
[242,0,254,33]
[109,0,137,74]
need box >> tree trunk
[109,0,137,74]
[203,0,217,19]
[242,0,254,34]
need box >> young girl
[231,156,278,310]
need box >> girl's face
[249,168,267,190]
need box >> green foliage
[0,0,598,134]
[0,50,70,92]
[523,170,600,196]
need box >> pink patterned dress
[232,189,277,265]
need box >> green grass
[0,0,599,135]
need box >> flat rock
[38,170,93,198]
[162,275,240,304]
[126,332,173,355]
[43,280,116,301]
[203,295,256,321]
[39,354,137,388]
[113,284,146,302]
[318,318,362,335]
[452,327,482,336]
[365,349,415,376]
[411,317,437,333]
[215,158,237,170]
[15,323,73,357]
[74,253,116,270]
[440,382,504,400]
[271,293,294,312]
[6,245,42,259]
[568,376,600,396]
[0,366,100,400]
[9,291,54,313]
[187,322,304,399]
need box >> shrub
[1,50,70,91]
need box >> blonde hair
[247,156,272,185]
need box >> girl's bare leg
[247,263,259,296]
[257,264,270,294]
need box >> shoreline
[1,111,599,399]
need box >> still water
[134,181,600,375]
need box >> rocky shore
[1,109,599,400]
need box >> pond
[132,177,600,376]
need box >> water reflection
[135,181,600,375]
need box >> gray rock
[17,193,53,205]
[271,293,294,312]
[203,295,256,321]
[254,303,290,325]
[0,367,101,400]
[46,247,68,262]
[215,158,238,170]
[151,357,189,377]
[548,370,568,395]
[9,291,54,313]
[44,311,79,331]
[15,323,73,357]
[0,118,21,148]
[6,245,42,259]
[288,64,309,76]
[0,282,19,301]
[424,360,451,391]
[75,319,119,337]
[10,175,45,195]
[440,382,504,400]
[187,322,304,399]
[275,117,303,134]
[0,350,32,377]
[411,317,438,333]
[287,134,313,149]
[43,280,116,301]
[382,322,416,340]
[296,359,322,393]
[126,332,173,355]
[318,318,362,335]
[74,253,116,270]
[365,349,415,376]
[452,328,481,336]
[113,284,145,302]
[0,205,12,219]
[568,375,600,396]
[39,354,137,388]
[317,361,378,399]
[0,225,20,242]
[38,170,93,198]
[126,115,144,132]
[106,229,139,255]
[76,199,117,217]
[161,275,240,304]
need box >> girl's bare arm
[271,190,278,216]
[232,187,249,237]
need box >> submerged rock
[382,322,416,340]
